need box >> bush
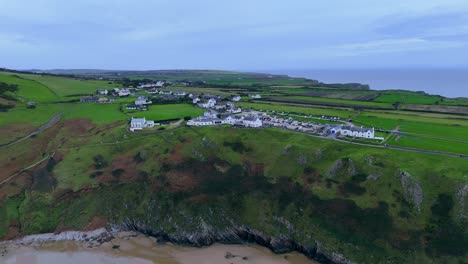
[93,155,108,169]
[111,168,125,177]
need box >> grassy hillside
[0,124,467,263]
[0,70,467,263]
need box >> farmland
[14,73,117,98]
[267,95,393,108]
[126,103,204,121]
[0,69,467,264]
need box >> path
[0,112,62,150]
[283,128,467,159]
[0,152,55,186]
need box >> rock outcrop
[400,171,423,212]
[455,184,468,221]
[326,158,356,179]
[118,220,355,264]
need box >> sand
[1,233,316,264]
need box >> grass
[237,101,355,118]
[126,103,204,121]
[14,73,117,98]
[374,91,441,105]
[0,73,58,102]
[270,95,392,108]
[62,103,127,124]
[0,103,64,126]
[353,113,468,154]
[1,122,467,263]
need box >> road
[282,128,467,159]
[0,112,63,150]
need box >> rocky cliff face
[118,219,355,264]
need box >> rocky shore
[0,225,354,264]
[117,221,355,264]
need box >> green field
[14,73,117,98]
[0,73,58,102]
[238,101,355,118]
[0,104,64,126]
[374,91,441,105]
[1,70,467,263]
[127,103,204,121]
[269,95,392,108]
[353,113,468,154]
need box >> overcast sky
[1,0,468,70]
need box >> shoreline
[0,229,316,264]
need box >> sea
[268,69,468,98]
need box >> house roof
[131,117,146,124]
[244,116,259,121]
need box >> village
[79,82,381,140]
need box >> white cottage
[330,125,374,138]
[130,117,155,131]
[242,116,263,128]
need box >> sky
[1,0,468,71]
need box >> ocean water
[270,69,468,98]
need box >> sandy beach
[1,232,316,264]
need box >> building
[98,97,111,104]
[214,103,227,110]
[155,81,165,87]
[117,88,131,97]
[242,116,263,128]
[192,97,201,104]
[222,115,236,125]
[126,104,147,111]
[147,88,159,94]
[173,91,186,96]
[199,98,216,108]
[204,110,218,118]
[96,89,108,95]
[249,94,262,99]
[135,96,152,105]
[227,107,242,114]
[330,125,375,138]
[187,117,214,126]
[80,96,99,102]
[130,117,155,131]
[232,95,241,102]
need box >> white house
[155,81,165,87]
[187,117,214,126]
[222,115,236,125]
[227,107,242,114]
[135,96,152,105]
[204,110,218,118]
[232,95,241,102]
[97,89,108,95]
[147,88,159,94]
[249,94,262,99]
[130,117,155,131]
[214,103,227,110]
[118,88,131,97]
[330,125,375,139]
[242,116,263,128]
[199,98,216,108]
[192,97,201,104]
[173,91,186,96]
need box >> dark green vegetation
[0,69,467,263]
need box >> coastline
[0,229,316,264]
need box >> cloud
[333,38,465,56]
[1,0,468,69]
